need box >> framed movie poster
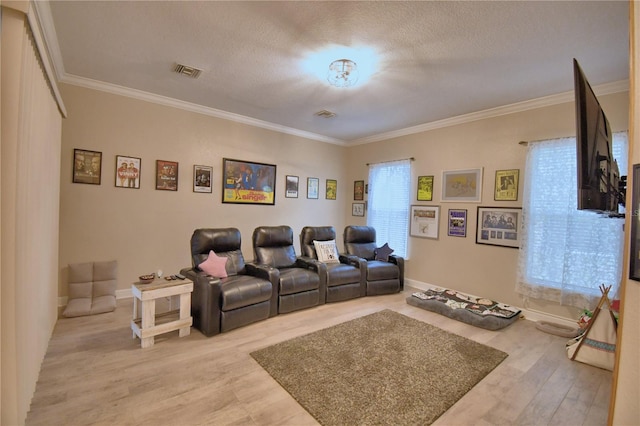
[222,158,276,205]
[630,164,640,280]
[441,168,483,202]
[354,180,364,201]
[285,175,299,198]
[156,160,178,191]
[115,155,140,189]
[326,179,337,200]
[352,202,365,217]
[73,149,102,185]
[448,209,467,237]
[410,205,440,239]
[307,177,319,199]
[476,206,521,248]
[494,169,519,201]
[417,175,434,201]
[193,165,212,193]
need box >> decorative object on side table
[476,206,521,248]
[410,205,440,239]
[138,273,155,284]
[73,148,102,185]
[494,169,519,201]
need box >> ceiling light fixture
[327,59,359,88]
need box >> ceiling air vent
[173,63,202,79]
[315,110,336,118]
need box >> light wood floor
[26,287,612,426]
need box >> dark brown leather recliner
[252,225,324,313]
[181,228,278,336]
[300,226,365,303]
[343,225,404,295]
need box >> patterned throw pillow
[313,240,340,264]
[198,250,228,278]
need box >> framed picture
[410,205,440,239]
[494,169,519,201]
[193,165,212,193]
[441,168,483,202]
[115,155,140,189]
[156,160,178,191]
[352,202,365,217]
[285,175,299,198]
[326,179,337,200]
[73,149,102,185]
[448,209,467,237]
[630,164,640,280]
[307,177,319,199]
[417,175,434,201]
[354,180,365,201]
[222,158,276,205]
[476,206,521,248]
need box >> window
[367,159,411,258]
[516,132,628,308]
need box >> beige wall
[58,84,356,296]
[346,91,630,320]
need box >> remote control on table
[175,273,186,280]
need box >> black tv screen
[574,58,619,213]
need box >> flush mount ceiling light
[327,59,359,88]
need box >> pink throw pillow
[198,250,228,278]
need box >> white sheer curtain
[516,133,627,309]
[367,159,411,258]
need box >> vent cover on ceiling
[173,63,202,79]
[315,110,336,118]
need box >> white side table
[131,278,193,348]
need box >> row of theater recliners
[181,225,405,336]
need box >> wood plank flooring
[26,287,612,426]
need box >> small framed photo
[286,175,299,198]
[73,149,102,185]
[326,179,337,200]
[410,205,440,239]
[115,155,140,189]
[156,160,178,191]
[476,206,521,248]
[441,168,483,202]
[193,165,212,193]
[448,209,467,237]
[307,177,319,199]
[352,202,365,217]
[354,180,365,201]
[222,158,276,205]
[417,175,434,201]
[630,164,640,280]
[494,169,519,201]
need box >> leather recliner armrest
[295,257,328,305]
[245,263,280,317]
[180,267,223,336]
[388,255,405,290]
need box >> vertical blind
[516,132,627,309]
[367,159,411,258]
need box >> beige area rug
[250,309,508,425]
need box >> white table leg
[132,297,138,339]
[179,292,191,337]
[141,299,156,348]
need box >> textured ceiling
[39,1,630,145]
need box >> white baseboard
[404,278,577,328]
